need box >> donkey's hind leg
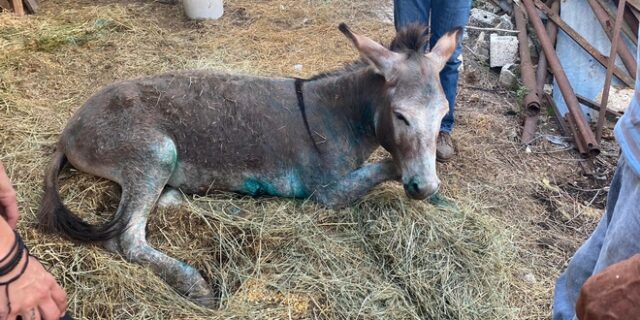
[118,183,217,307]
[115,143,217,307]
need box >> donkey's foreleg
[313,160,400,209]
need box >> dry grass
[0,0,621,319]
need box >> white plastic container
[183,0,223,20]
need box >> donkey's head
[339,23,462,200]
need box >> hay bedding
[0,0,593,318]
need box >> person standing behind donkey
[393,0,472,161]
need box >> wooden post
[11,0,24,16]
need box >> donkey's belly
[168,161,311,198]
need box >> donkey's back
[61,70,322,196]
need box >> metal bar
[588,0,637,79]
[565,114,590,156]
[533,0,635,88]
[10,0,23,16]
[522,117,538,145]
[613,0,640,35]
[599,0,638,46]
[545,93,589,155]
[545,93,572,135]
[522,0,601,156]
[596,0,627,142]
[579,158,597,177]
[576,93,624,118]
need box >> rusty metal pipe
[522,0,600,156]
[516,5,542,144]
[588,0,637,79]
[522,0,560,145]
[535,0,559,94]
[596,0,627,142]
[515,6,540,115]
[533,0,635,88]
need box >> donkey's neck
[304,66,385,151]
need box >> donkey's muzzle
[404,175,439,200]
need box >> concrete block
[490,33,519,67]
[470,8,500,27]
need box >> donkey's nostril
[406,176,425,195]
[409,180,421,193]
[405,176,439,199]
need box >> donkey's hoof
[102,238,121,253]
[192,293,220,308]
[182,277,221,308]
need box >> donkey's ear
[339,23,402,76]
[425,27,463,71]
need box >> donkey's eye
[394,112,410,126]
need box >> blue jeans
[553,155,640,319]
[394,0,471,133]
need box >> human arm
[0,217,67,319]
[0,162,18,229]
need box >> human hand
[0,254,67,320]
[0,163,18,229]
[576,254,640,320]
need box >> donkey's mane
[302,23,430,82]
[389,23,430,56]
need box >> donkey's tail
[37,151,124,242]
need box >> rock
[496,14,513,30]
[470,8,500,27]
[473,31,489,60]
[499,63,518,89]
[293,64,303,72]
[523,273,537,283]
[474,0,502,14]
[595,86,634,113]
[490,33,519,67]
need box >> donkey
[38,24,461,306]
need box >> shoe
[436,132,455,162]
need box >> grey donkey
[38,24,462,306]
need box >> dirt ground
[0,0,621,319]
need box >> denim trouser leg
[393,0,471,133]
[394,0,430,29]
[552,155,640,319]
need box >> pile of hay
[1,0,531,318]
[40,177,519,319]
